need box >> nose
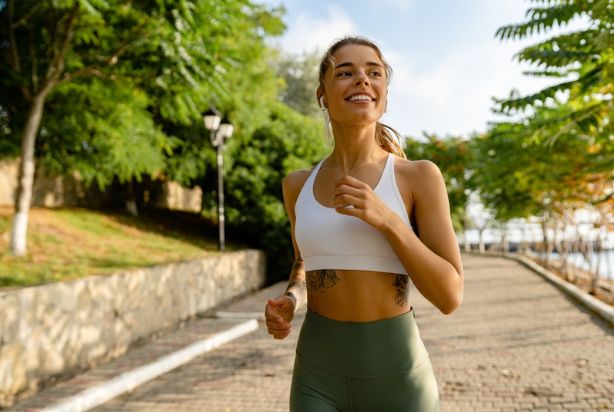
[355,71,369,86]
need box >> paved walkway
[8,254,614,411]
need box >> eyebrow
[334,61,384,69]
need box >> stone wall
[0,159,202,212]
[0,250,265,407]
[0,160,18,207]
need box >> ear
[317,88,327,110]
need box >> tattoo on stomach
[307,269,340,292]
[393,275,409,306]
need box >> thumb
[268,296,287,307]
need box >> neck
[328,121,388,172]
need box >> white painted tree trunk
[463,230,471,251]
[10,96,46,256]
[125,178,139,217]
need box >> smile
[345,94,376,102]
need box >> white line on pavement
[42,319,259,412]
[215,311,265,320]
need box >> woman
[264,36,463,411]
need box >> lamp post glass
[203,107,221,131]
[202,108,233,251]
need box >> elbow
[439,288,463,315]
[439,301,460,315]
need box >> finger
[267,324,291,334]
[266,318,290,329]
[273,330,290,339]
[332,193,361,208]
[268,324,290,335]
[264,306,283,323]
[335,175,368,189]
[267,296,286,306]
[335,206,359,216]
[333,183,363,197]
[269,296,293,312]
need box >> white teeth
[348,95,373,102]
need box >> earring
[319,96,333,144]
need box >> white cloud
[380,34,568,138]
[276,5,359,54]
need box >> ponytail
[376,122,406,158]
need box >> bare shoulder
[281,166,316,215]
[394,157,445,196]
[394,157,442,181]
[282,168,312,198]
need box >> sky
[256,0,586,139]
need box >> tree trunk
[500,222,509,253]
[541,219,550,268]
[10,95,47,256]
[520,222,529,255]
[463,229,471,251]
[563,240,574,282]
[461,215,471,251]
[590,237,602,296]
[125,178,139,217]
[8,2,76,256]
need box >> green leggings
[290,308,440,412]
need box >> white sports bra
[294,152,412,275]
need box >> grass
[0,206,242,288]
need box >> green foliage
[0,0,286,190]
[493,0,613,147]
[481,0,614,228]
[275,50,322,117]
[404,135,472,232]
[39,78,173,188]
[473,102,612,222]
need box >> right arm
[265,170,310,339]
[284,259,306,313]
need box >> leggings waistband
[296,308,429,378]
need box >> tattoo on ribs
[307,269,340,292]
[393,275,409,306]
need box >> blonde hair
[318,36,406,159]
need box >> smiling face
[319,44,388,127]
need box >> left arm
[334,160,463,314]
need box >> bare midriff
[306,269,411,322]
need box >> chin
[341,111,382,124]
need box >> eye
[336,71,351,77]
[370,71,383,77]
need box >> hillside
[0,207,235,288]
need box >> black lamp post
[203,107,234,251]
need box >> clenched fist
[264,295,296,340]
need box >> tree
[275,49,322,117]
[493,0,613,148]
[488,0,613,271]
[404,135,472,236]
[0,0,284,255]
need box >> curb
[40,319,259,412]
[468,252,614,327]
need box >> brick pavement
[8,254,614,411]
